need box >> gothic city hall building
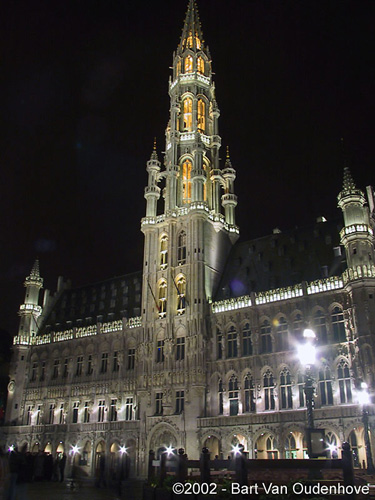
[3,0,375,479]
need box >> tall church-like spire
[178,0,205,54]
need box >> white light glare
[120,446,127,454]
[165,445,174,456]
[297,343,316,367]
[327,444,337,454]
[358,382,370,406]
[8,445,14,452]
[232,444,241,455]
[71,445,79,455]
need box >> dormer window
[183,98,193,131]
[160,235,168,270]
[182,159,192,204]
[185,55,193,73]
[197,99,205,132]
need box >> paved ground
[16,479,144,500]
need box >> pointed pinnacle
[30,259,40,278]
[150,138,158,161]
[343,165,356,192]
[225,146,232,167]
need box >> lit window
[176,275,186,314]
[176,59,181,76]
[244,374,255,412]
[266,436,278,459]
[280,368,293,409]
[285,435,297,459]
[158,280,167,317]
[227,326,238,358]
[187,31,193,48]
[228,376,239,415]
[185,55,193,73]
[197,98,205,132]
[182,159,192,203]
[197,56,204,74]
[319,367,333,405]
[160,235,168,269]
[264,370,275,410]
[183,98,193,131]
[261,320,272,354]
[177,231,187,265]
[242,323,252,356]
[337,360,352,403]
[332,306,346,342]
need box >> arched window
[264,370,275,410]
[177,231,187,265]
[187,31,193,48]
[266,436,278,459]
[313,310,327,344]
[242,323,252,356]
[184,55,193,73]
[227,326,238,358]
[348,431,359,467]
[228,375,239,416]
[183,98,193,131]
[195,35,201,49]
[332,306,346,342]
[158,280,167,318]
[244,374,255,412]
[160,235,168,270]
[277,317,288,351]
[197,56,204,74]
[176,275,186,315]
[261,320,272,354]
[217,329,223,360]
[182,159,192,203]
[218,379,223,414]
[319,366,333,405]
[197,99,205,132]
[337,360,352,403]
[285,434,297,459]
[280,368,293,409]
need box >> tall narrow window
[176,337,185,361]
[227,326,238,358]
[31,362,37,382]
[264,370,275,410]
[100,353,108,373]
[293,314,303,341]
[184,55,193,72]
[325,432,338,458]
[197,99,205,132]
[109,399,117,421]
[160,235,168,270]
[63,358,68,378]
[155,393,163,415]
[176,275,186,314]
[217,330,223,359]
[113,351,119,372]
[218,380,224,414]
[84,402,90,423]
[125,398,133,420]
[332,306,346,342]
[182,159,192,203]
[285,435,297,459]
[76,356,83,376]
[242,323,252,356]
[228,376,239,416]
[158,280,167,318]
[280,368,293,409]
[197,56,204,74]
[297,373,305,407]
[319,367,333,405]
[87,355,93,375]
[59,404,64,424]
[48,404,55,424]
[175,391,184,413]
[36,405,42,425]
[40,361,45,381]
[261,321,272,354]
[156,340,165,363]
[176,59,181,76]
[177,231,187,265]
[277,317,289,351]
[98,400,105,422]
[337,361,352,403]
[266,436,278,459]
[183,98,193,131]
[312,310,327,344]
[72,402,79,423]
[53,360,60,379]
[128,349,135,370]
[244,374,255,412]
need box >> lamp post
[357,382,375,474]
[297,328,317,456]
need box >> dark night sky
[1,0,374,336]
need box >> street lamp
[357,382,375,474]
[297,329,317,432]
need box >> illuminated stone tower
[5,260,43,423]
[140,0,239,457]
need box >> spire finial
[225,146,232,167]
[226,145,230,160]
[30,259,40,279]
[150,138,158,161]
[340,138,356,192]
[178,0,204,53]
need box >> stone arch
[148,422,179,459]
